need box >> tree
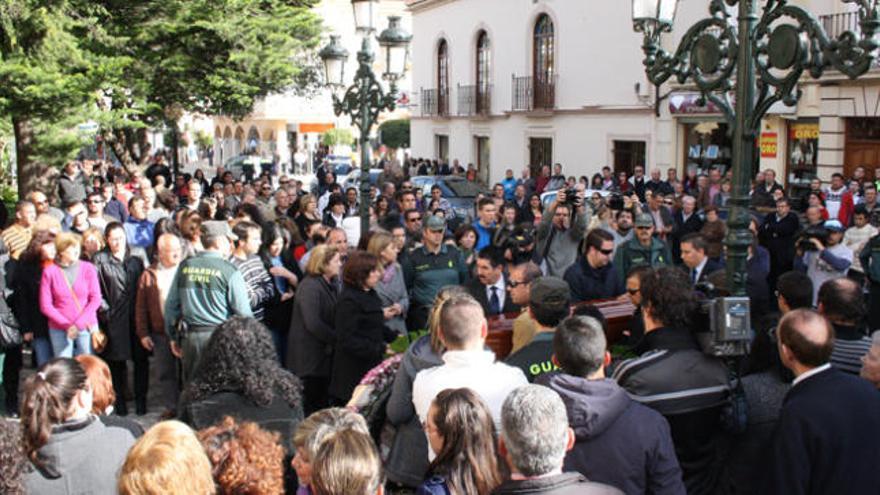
[92,0,324,173]
[321,128,354,148]
[0,1,103,196]
[379,119,410,150]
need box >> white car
[540,188,610,209]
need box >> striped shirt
[1,224,32,260]
[831,336,872,375]
[230,254,275,322]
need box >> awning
[298,123,335,133]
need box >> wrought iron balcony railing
[511,75,556,111]
[457,84,492,116]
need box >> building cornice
[407,0,458,14]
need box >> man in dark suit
[679,233,724,286]
[671,195,704,263]
[465,245,520,316]
[763,309,880,495]
[758,197,800,291]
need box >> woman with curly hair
[179,316,304,491]
[417,388,502,495]
[0,419,26,495]
[198,416,286,495]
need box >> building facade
[409,0,880,189]
[213,0,413,174]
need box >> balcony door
[529,137,553,177]
[533,14,555,109]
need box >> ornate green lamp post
[320,0,412,236]
[632,0,880,297]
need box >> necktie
[489,286,501,315]
[692,268,698,284]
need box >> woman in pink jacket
[39,232,103,357]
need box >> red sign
[760,132,778,158]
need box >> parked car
[225,155,273,181]
[309,155,354,193]
[411,175,485,226]
[342,167,384,191]
[540,188,610,210]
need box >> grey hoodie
[385,335,444,487]
[542,373,685,495]
[25,415,136,495]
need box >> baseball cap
[635,213,654,228]
[824,219,845,232]
[530,276,570,305]
[424,214,446,231]
[201,220,237,241]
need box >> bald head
[818,277,864,325]
[439,295,487,350]
[157,233,182,269]
[778,309,834,371]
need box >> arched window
[476,31,491,114]
[437,39,449,115]
[533,14,555,109]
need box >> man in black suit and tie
[465,245,520,316]
[679,233,724,286]
[763,309,880,495]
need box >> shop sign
[760,132,778,158]
[789,123,819,140]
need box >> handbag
[0,309,22,350]
[63,272,107,353]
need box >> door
[436,135,449,162]
[475,137,490,185]
[529,137,553,177]
[846,118,880,179]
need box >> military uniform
[164,250,252,382]
[401,243,468,330]
[613,237,673,281]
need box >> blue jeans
[32,337,54,367]
[49,328,93,358]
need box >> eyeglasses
[408,216,422,222]
[88,199,104,204]
[508,280,527,288]
[627,288,640,295]
[635,226,652,230]
[597,248,614,256]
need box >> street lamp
[632,0,880,298]
[320,5,411,237]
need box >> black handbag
[0,310,22,350]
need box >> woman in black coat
[92,222,145,416]
[329,251,397,405]
[286,244,342,415]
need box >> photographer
[794,219,852,305]
[612,266,730,495]
[535,187,589,277]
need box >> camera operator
[612,266,730,495]
[794,219,852,305]
[535,187,589,277]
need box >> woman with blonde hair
[287,244,342,414]
[80,227,105,260]
[367,232,409,335]
[292,407,370,495]
[384,285,469,488]
[295,193,321,239]
[311,428,383,495]
[198,416,286,495]
[118,420,215,495]
[39,232,102,357]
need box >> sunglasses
[636,226,652,230]
[627,288,640,295]
[597,248,614,256]
[88,199,104,204]
[408,217,422,222]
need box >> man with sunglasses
[563,229,624,303]
[535,188,589,277]
[613,213,673,281]
[84,191,114,231]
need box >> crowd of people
[0,154,879,494]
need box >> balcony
[420,87,449,117]
[511,75,556,112]
[819,11,860,39]
[457,84,492,116]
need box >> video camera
[797,225,829,252]
[561,188,582,208]
[694,282,752,358]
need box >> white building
[408,0,880,191]
[213,0,413,173]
